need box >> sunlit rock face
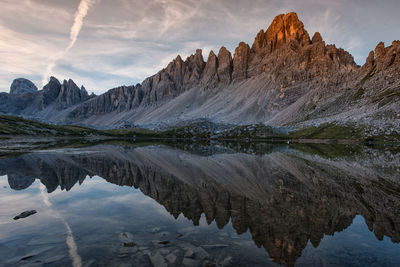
[1,144,399,266]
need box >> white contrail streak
[40,184,82,267]
[42,0,96,85]
[68,0,95,51]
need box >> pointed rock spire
[252,29,267,54]
[375,42,386,59]
[41,76,61,108]
[311,32,323,44]
[365,50,375,68]
[201,50,219,87]
[184,49,206,84]
[232,42,250,81]
[371,41,400,71]
[217,46,233,84]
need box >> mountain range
[1,12,399,135]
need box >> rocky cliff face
[68,85,139,119]
[272,38,400,131]
[1,12,399,131]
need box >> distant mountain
[1,12,399,135]
[10,78,38,95]
[0,76,94,121]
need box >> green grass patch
[104,127,157,137]
[290,123,364,140]
[370,86,400,108]
[354,87,365,100]
[218,124,288,140]
[0,115,101,136]
[359,67,376,86]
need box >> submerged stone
[13,210,37,220]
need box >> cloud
[1,0,400,94]
[0,23,65,91]
[43,0,96,85]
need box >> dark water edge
[0,142,399,266]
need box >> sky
[0,0,399,95]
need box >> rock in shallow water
[123,242,136,247]
[13,210,37,220]
[165,253,177,264]
[148,251,168,267]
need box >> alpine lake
[0,140,399,267]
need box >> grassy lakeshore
[0,115,399,148]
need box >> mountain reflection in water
[0,143,399,266]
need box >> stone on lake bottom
[13,210,37,220]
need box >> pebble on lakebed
[13,210,37,220]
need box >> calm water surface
[0,143,399,266]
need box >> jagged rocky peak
[10,78,38,95]
[375,42,386,59]
[165,54,184,80]
[367,41,400,71]
[41,76,91,110]
[161,50,206,85]
[41,76,62,108]
[142,12,358,90]
[199,47,233,86]
[189,49,205,66]
[80,85,90,99]
[43,76,61,93]
[136,49,208,106]
[184,49,206,84]
[311,32,323,44]
[252,29,267,53]
[57,78,91,109]
[364,50,375,68]
[245,12,358,80]
[266,12,310,47]
[63,79,80,91]
[252,12,310,54]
